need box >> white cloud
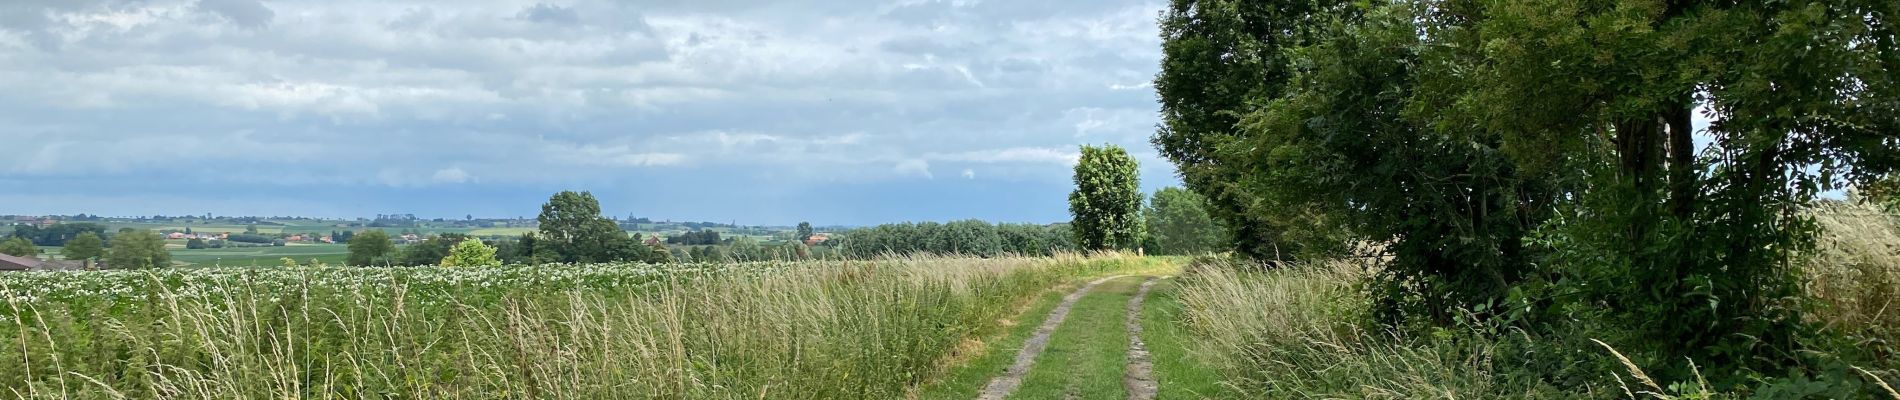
[555,144,687,167]
[895,159,933,179]
[925,147,1080,165]
[431,167,472,184]
[961,168,975,179]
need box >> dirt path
[976,275,1127,400]
[1123,276,1162,400]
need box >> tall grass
[1,253,1143,398]
[1171,204,1900,398]
[1174,260,1588,398]
[1805,202,1900,359]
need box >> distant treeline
[11,223,109,246]
[831,220,1075,258]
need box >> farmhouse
[804,233,830,246]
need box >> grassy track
[1140,279,1231,399]
[914,282,1078,399]
[1010,276,1141,399]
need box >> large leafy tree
[536,191,651,263]
[1068,144,1144,251]
[1143,187,1225,255]
[1401,0,1898,377]
[0,237,37,257]
[1154,0,1348,262]
[1164,0,1900,383]
[105,230,170,269]
[346,230,395,266]
[61,231,105,267]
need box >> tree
[1158,0,1900,384]
[347,230,395,266]
[61,232,105,267]
[0,237,37,257]
[537,191,651,263]
[440,239,499,267]
[400,235,465,266]
[796,222,814,243]
[1153,0,1336,261]
[185,238,209,249]
[105,230,169,269]
[244,224,259,234]
[1144,187,1223,255]
[1068,144,1144,250]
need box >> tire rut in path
[1123,276,1163,400]
[975,275,1128,400]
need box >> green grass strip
[1011,276,1142,399]
[1141,279,1233,399]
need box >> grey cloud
[517,3,580,25]
[197,0,275,29]
[2,0,1170,191]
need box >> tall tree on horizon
[1068,144,1144,251]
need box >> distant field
[466,227,537,236]
[165,243,352,267]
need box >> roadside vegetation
[0,254,1150,398]
[1168,203,1900,398]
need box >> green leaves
[1069,144,1144,251]
[104,229,169,269]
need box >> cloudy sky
[0,0,1178,225]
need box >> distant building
[804,233,831,246]
[0,254,85,271]
[167,232,187,240]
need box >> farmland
[162,243,352,266]
[0,254,1174,398]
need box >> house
[167,232,187,240]
[0,254,85,271]
[804,233,831,246]
[287,234,304,242]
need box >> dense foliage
[832,220,1076,258]
[346,230,396,266]
[1156,0,1900,391]
[535,191,667,264]
[1142,187,1225,255]
[104,229,169,269]
[60,231,104,264]
[0,237,36,257]
[439,238,500,267]
[1068,144,1145,251]
[9,223,107,246]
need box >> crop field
[163,243,353,266]
[0,254,1161,398]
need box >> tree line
[1153,0,1897,390]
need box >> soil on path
[975,275,1127,400]
[1123,277,1162,400]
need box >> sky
[0,0,1179,226]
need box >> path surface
[975,275,1126,400]
[1122,277,1162,400]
